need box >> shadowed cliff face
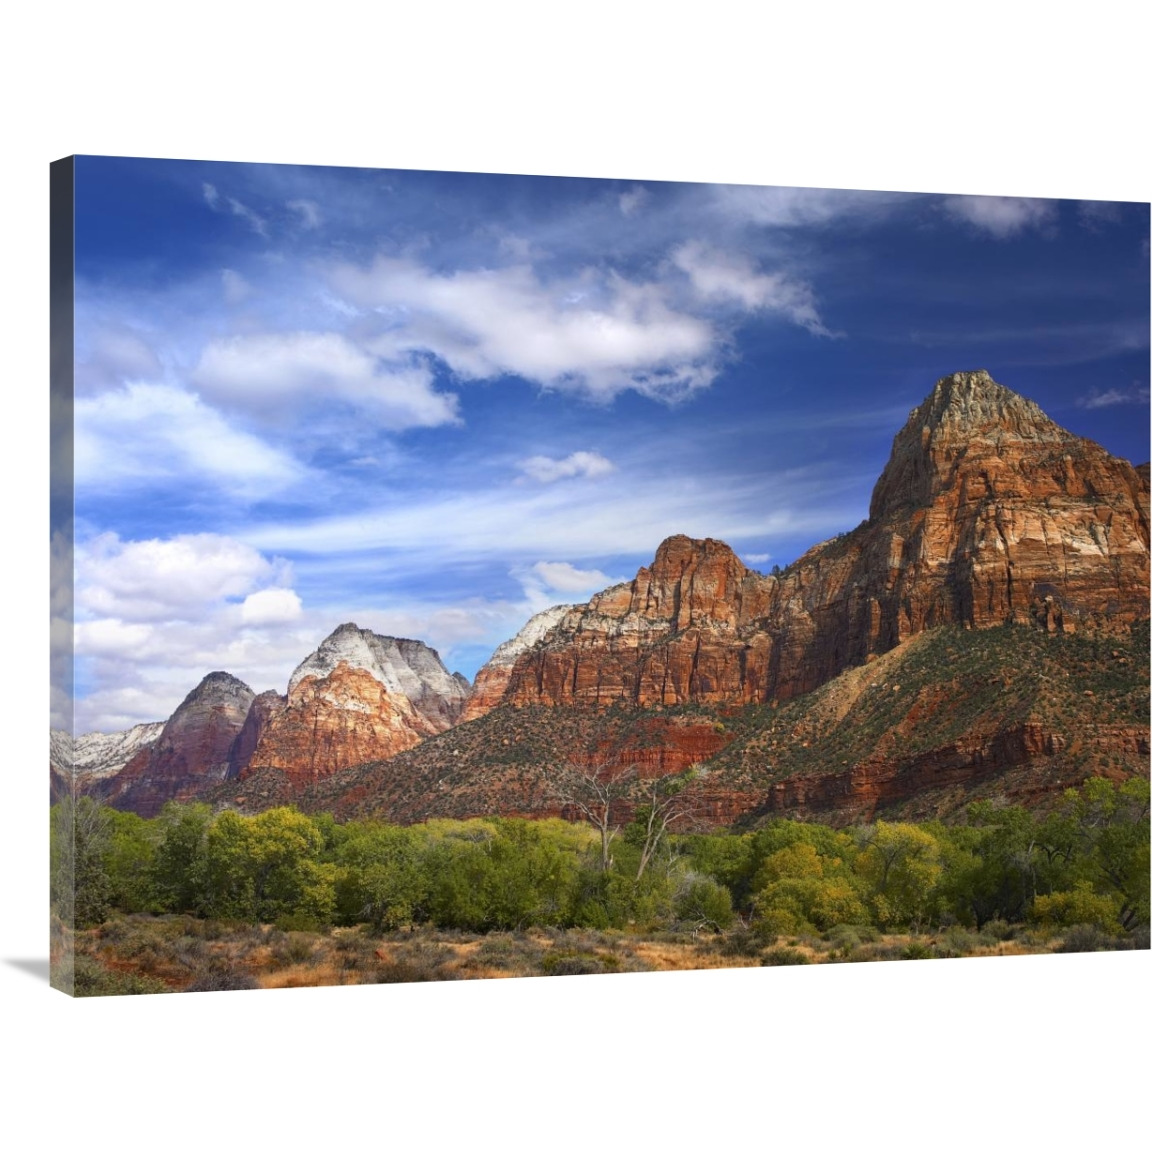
[473,371,1150,713]
[102,672,256,817]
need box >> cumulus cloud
[517,450,616,483]
[942,195,1057,238]
[330,256,720,403]
[1076,383,1150,409]
[672,242,832,334]
[514,560,617,616]
[241,587,303,625]
[76,533,293,624]
[72,532,315,731]
[529,561,614,594]
[192,330,461,430]
[74,382,305,498]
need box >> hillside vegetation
[51,774,1149,994]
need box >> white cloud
[287,198,322,229]
[672,241,831,334]
[530,561,613,594]
[74,382,305,498]
[1076,383,1150,409]
[241,587,303,625]
[241,462,855,566]
[512,561,618,618]
[942,195,1057,238]
[203,181,267,236]
[331,256,720,403]
[1077,200,1124,229]
[619,186,648,216]
[192,330,461,429]
[75,618,155,658]
[742,552,773,564]
[710,185,906,228]
[76,532,293,624]
[75,328,163,393]
[221,268,253,304]
[517,450,616,483]
[72,532,316,731]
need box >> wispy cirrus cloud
[203,181,268,237]
[286,198,322,229]
[74,382,307,499]
[1076,382,1150,409]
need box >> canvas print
[49,158,1150,995]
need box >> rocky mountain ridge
[49,721,164,803]
[468,370,1149,714]
[62,370,1150,824]
[93,628,467,815]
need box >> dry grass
[64,912,1108,995]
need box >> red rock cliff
[477,371,1150,712]
[104,672,255,817]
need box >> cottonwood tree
[553,753,706,879]
[631,766,704,880]
[552,752,638,873]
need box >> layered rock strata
[103,673,255,817]
[49,722,164,802]
[235,625,469,791]
[474,371,1150,713]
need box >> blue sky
[68,157,1150,732]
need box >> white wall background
[2,4,1148,1147]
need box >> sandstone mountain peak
[183,670,256,705]
[464,370,1149,719]
[102,672,257,817]
[288,623,469,724]
[870,371,1083,519]
[224,622,471,792]
[912,370,1069,441]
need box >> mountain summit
[466,371,1149,714]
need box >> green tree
[335,823,428,930]
[104,809,162,913]
[1031,881,1124,933]
[50,795,113,929]
[1038,777,1150,930]
[152,802,214,913]
[750,841,868,935]
[202,807,335,926]
[854,822,942,930]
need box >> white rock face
[50,722,165,781]
[483,604,573,668]
[289,623,470,729]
